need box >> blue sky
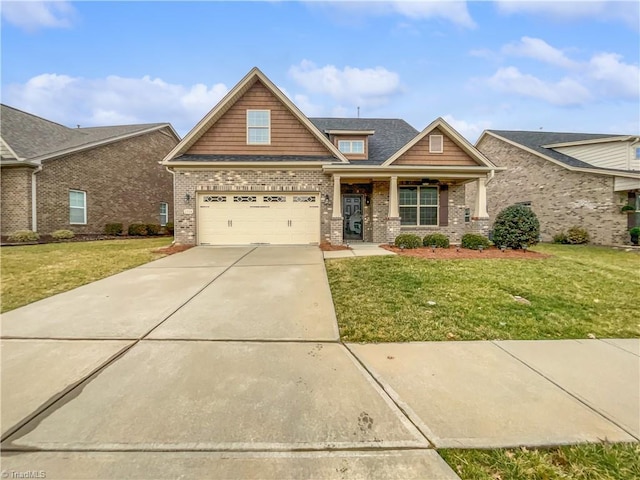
[1,1,639,141]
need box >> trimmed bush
[461,233,491,250]
[165,222,174,235]
[51,229,75,240]
[128,223,148,236]
[394,233,422,249]
[146,224,161,236]
[491,204,540,249]
[423,233,450,248]
[566,226,590,244]
[553,232,569,244]
[7,230,40,243]
[105,223,123,236]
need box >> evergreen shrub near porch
[394,233,422,249]
[423,233,450,248]
[491,204,540,249]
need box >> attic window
[247,110,270,145]
[429,134,443,153]
[338,140,364,154]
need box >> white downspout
[165,165,176,245]
[31,165,42,231]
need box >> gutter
[31,165,42,231]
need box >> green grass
[325,244,640,342]
[1,238,172,312]
[440,443,640,480]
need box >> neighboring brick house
[1,104,180,236]
[469,130,640,245]
[163,68,499,246]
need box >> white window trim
[338,139,365,154]
[399,186,439,226]
[69,189,87,225]
[247,109,271,145]
[429,134,444,154]
[160,202,168,226]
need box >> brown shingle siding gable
[392,127,479,166]
[186,81,333,157]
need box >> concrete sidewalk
[323,242,396,259]
[1,246,638,479]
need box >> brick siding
[472,135,630,245]
[32,128,177,235]
[1,166,33,234]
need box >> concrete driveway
[1,246,457,479]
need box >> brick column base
[330,217,344,245]
[470,217,490,236]
[386,217,401,244]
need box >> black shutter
[439,185,449,226]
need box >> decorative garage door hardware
[293,195,317,203]
[233,196,257,202]
[203,195,227,202]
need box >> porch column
[330,175,344,244]
[472,177,489,219]
[388,175,399,218]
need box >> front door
[343,195,363,241]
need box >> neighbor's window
[160,202,168,226]
[429,134,443,153]
[247,110,270,144]
[69,190,86,225]
[399,186,438,226]
[635,147,640,159]
[338,140,365,154]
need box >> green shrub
[394,233,422,249]
[553,232,569,244]
[146,224,161,236]
[491,204,540,249]
[461,233,491,250]
[7,230,40,243]
[165,222,174,235]
[566,226,590,244]
[128,223,148,236]
[621,204,635,212]
[51,229,75,240]
[423,233,450,248]
[630,227,640,236]
[105,223,123,236]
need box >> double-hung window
[399,186,438,226]
[247,110,270,144]
[160,202,168,226]
[338,140,364,154]
[69,190,87,225]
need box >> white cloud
[289,60,402,108]
[1,1,76,31]
[487,67,592,106]
[442,114,492,143]
[588,52,640,99]
[494,1,639,28]
[308,0,476,28]
[3,73,229,135]
[502,37,579,69]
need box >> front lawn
[325,244,640,342]
[1,238,172,313]
[440,443,640,480]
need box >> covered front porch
[323,166,492,246]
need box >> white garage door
[197,193,321,245]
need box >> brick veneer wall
[1,166,33,234]
[35,128,177,235]
[474,135,629,245]
[172,168,333,245]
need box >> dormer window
[247,110,270,145]
[429,134,443,153]
[338,140,365,154]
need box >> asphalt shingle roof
[488,130,629,171]
[1,104,166,162]
[310,117,419,165]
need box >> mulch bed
[153,244,194,255]
[319,242,352,251]
[381,245,551,259]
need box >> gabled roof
[382,117,496,168]
[480,130,640,177]
[0,104,178,164]
[310,118,418,165]
[163,67,348,164]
